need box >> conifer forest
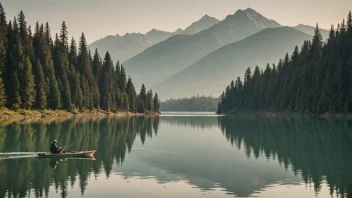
[0,4,160,114]
[218,11,352,115]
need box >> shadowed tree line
[218,11,352,115]
[0,3,160,114]
[0,116,159,198]
[161,96,219,112]
[218,116,352,198]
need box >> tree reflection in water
[0,115,351,197]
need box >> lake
[0,114,352,198]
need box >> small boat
[37,150,95,158]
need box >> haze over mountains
[89,15,219,62]
[90,8,329,100]
[155,27,312,99]
[123,8,281,87]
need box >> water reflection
[0,115,351,198]
[218,116,352,197]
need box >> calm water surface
[0,114,352,198]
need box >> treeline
[218,11,352,115]
[0,4,160,113]
[161,96,219,112]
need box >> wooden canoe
[37,150,95,158]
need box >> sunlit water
[0,114,351,198]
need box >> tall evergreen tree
[92,49,102,79]
[140,84,147,110]
[153,93,160,112]
[126,77,136,112]
[147,89,154,112]
[119,65,127,93]
[49,73,61,109]
[35,59,47,109]
[17,11,27,45]
[10,71,21,109]
[21,56,35,109]
[59,21,68,48]
[311,23,323,60]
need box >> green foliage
[161,95,219,112]
[11,71,21,109]
[218,11,352,115]
[21,56,35,109]
[0,5,161,113]
[153,93,160,112]
[126,77,136,112]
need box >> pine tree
[78,33,92,76]
[11,71,21,109]
[35,59,47,109]
[0,4,6,107]
[59,21,68,48]
[119,65,127,93]
[21,56,36,109]
[101,71,111,111]
[0,2,6,73]
[311,23,323,60]
[92,49,102,79]
[0,74,6,108]
[153,93,160,112]
[147,89,154,112]
[69,37,77,66]
[140,84,147,110]
[44,22,52,45]
[0,3,6,38]
[17,11,27,45]
[126,77,136,112]
[49,74,61,109]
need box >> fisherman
[50,140,63,154]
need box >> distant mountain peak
[174,28,184,33]
[182,14,219,34]
[244,8,257,13]
[147,28,168,34]
[225,8,280,28]
[201,14,211,19]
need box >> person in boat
[50,140,63,154]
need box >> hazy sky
[1,0,351,43]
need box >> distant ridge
[89,15,219,62]
[154,27,312,99]
[293,24,329,40]
[124,8,281,88]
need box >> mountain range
[89,15,219,62]
[90,8,328,99]
[154,27,312,99]
[123,8,281,87]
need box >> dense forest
[160,96,219,112]
[0,4,160,113]
[218,11,352,115]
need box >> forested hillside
[218,11,352,115]
[161,96,219,112]
[0,4,160,114]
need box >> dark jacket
[50,143,61,154]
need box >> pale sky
[1,0,351,44]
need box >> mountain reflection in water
[0,115,351,198]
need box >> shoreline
[0,109,161,119]
[220,110,352,119]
